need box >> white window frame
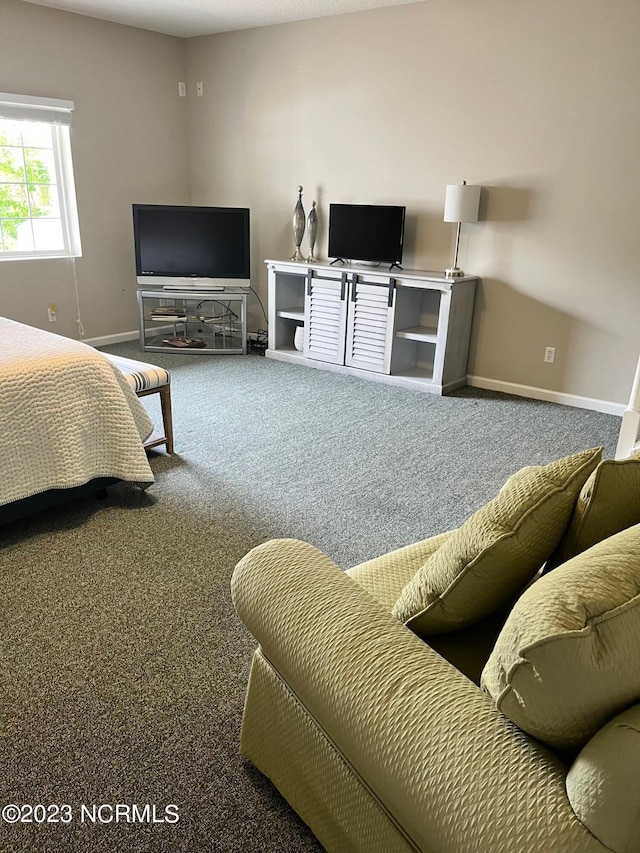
[0,92,82,261]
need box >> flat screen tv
[133,204,250,287]
[328,203,406,268]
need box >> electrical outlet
[47,304,57,322]
[544,346,555,364]
[196,81,204,96]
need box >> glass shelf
[137,288,247,355]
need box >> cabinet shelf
[277,307,305,322]
[395,325,438,343]
[394,366,435,381]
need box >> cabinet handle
[350,273,358,302]
[350,275,395,306]
[388,278,396,307]
[307,270,348,299]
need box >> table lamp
[443,181,481,278]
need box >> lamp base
[445,267,464,278]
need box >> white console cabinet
[266,259,477,395]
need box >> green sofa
[232,449,640,852]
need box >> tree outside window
[0,119,61,252]
[0,94,81,260]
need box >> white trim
[467,374,625,417]
[84,330,140,347]
[0,119,81,259]
[53,124,82,256]
[0,92,74,125]
[0,93,74,111]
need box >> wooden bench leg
[159,384,174,454]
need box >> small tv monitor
[133,204,250,286]
[328,203,406,267]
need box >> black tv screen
[133,204,250,284]
[328,203,406,266]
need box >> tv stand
[266,259,477,395]
[137,286,247,355]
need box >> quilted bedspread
[0,317,154,507]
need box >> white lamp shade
[444,183,481,223]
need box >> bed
[0,317,154,522]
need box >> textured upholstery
[103,353,170,391]
[242,651,416,852]
[349,531,508,684]
[482,524,640,754]
[232,538,607,852]
[566,702,640,853]
[392,447,602,636]
[546,453,640,569]
[347,530,455,610]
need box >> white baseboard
[467,374,624,417]
[83,330,140,348]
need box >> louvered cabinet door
[345,277,396,373]
[303,272,348,365]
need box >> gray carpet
[0,344,620,852]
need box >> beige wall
[0,0,189,340]
[1,0,638,407]
[185,0,640,407]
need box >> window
[0,93,81,260]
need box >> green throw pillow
[546,453,640,570]
[481,524,640,754]
[566,703,640,853]
[391,447,602,636]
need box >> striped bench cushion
[103,353,170,393]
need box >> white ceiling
[22,0,430,39]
